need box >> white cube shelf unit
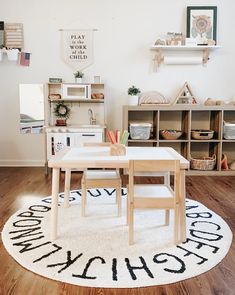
[123,105,235,175]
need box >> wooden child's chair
[81,142,122,217]
[128,159,181,245]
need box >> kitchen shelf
[48,99,104,103]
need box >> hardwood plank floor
[0,167,234,295]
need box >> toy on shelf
[221,154,229,170]
[172,81,198,105]
[204,98,235,106]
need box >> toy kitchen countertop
[46,124,106,161]
[46,124,106,133]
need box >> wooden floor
[0,167,234,295]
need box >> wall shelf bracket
[153,49,164,71]
[202,48,210,65]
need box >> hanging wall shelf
[151,45,221,70]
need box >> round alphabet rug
[1,188,233,288]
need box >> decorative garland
[54,101,71,119]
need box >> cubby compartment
[91,83,105,99]
[221,142,235,171]
[190,142,219,157]
[190,142,219,171]
[223,110,235,123]
[47,83,62,99]
[223,110,235,140]
[159,110,189,140]
[127,110,158,141]
[191,110,221,140]
[159,142,188,159]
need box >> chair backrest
[83,142,111,147]
[83,142,118,172]
[131,160,180,173]
[129,159,180,201]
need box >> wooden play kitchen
[45,82,106,165]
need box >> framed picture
[186,6,217,45]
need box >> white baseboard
[0,160,46,167]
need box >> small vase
[128,95,139,106]
[75,77,82,83]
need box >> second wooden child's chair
[81,142,122,217]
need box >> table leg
[179,170,186,243]
[64,168,71,208]
[51,168,60,241]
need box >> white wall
[0,0,235,166]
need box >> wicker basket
[160,130,182,140]
[191,129,214,140]
[190,154,216,171]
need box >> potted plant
[54,101,71,126]
[128,85,141,105]
[74,70,84,83]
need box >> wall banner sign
[61,29,94,70]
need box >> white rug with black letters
[1,188,233,288]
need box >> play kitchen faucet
[88,108,96,125]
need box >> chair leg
[164,172,170,186]
[115,189,118,204]
[174,204,179,244]
[179,170,186,242]
[129,203,134,245]
[116,180,122,217]
[126,186,129,225]
[64,168,71,208]
[179,200,186,242]
[165,209,170,226]
[81,179,86,217]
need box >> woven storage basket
[191,130,214,140]
[160,130,182,140]
[190,154,216,171]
